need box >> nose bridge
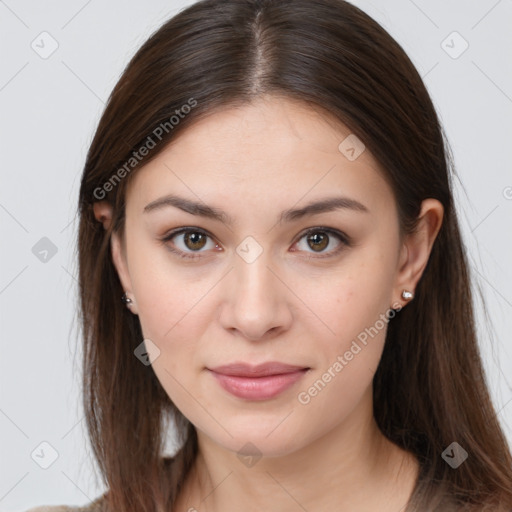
[220,235,291,339]
[235,249,273,299]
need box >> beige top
[25,508,78,512]
[25,495,105,512]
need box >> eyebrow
[143,194,369,224]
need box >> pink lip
[207,362,310,401]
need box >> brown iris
[184,232,207,251]
[307,232,329,252]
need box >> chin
[199,418,309,461]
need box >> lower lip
[209,369,309,401]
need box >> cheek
[134,277,209,424]
[129,242,213,341]
[304,251,396,344]
[295,286,393,426]
[295,249,396,398]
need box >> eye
[159,226,350,261]
[159,228,221,260]
[291,227,350,259]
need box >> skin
[94,95,443,511]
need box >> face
[111,95,411,458]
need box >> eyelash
[159,226,351,261]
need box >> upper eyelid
[161,226,217,243]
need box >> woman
[28,0,512,510]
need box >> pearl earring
[121,292,133,307]
[401,290,414,300]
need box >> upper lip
[208,362,309,377]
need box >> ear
[93,201,138,314]
[393,198,444,307]
[93,200,113,230]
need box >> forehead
[125,96,392,215]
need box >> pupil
[186,232,206,250]
[308,232,328,252]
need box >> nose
[218,249,293,341]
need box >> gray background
[1,0,511,510]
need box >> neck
[175,388,419,512]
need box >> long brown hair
[77,1,512,510]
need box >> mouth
[207,362,311,401]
